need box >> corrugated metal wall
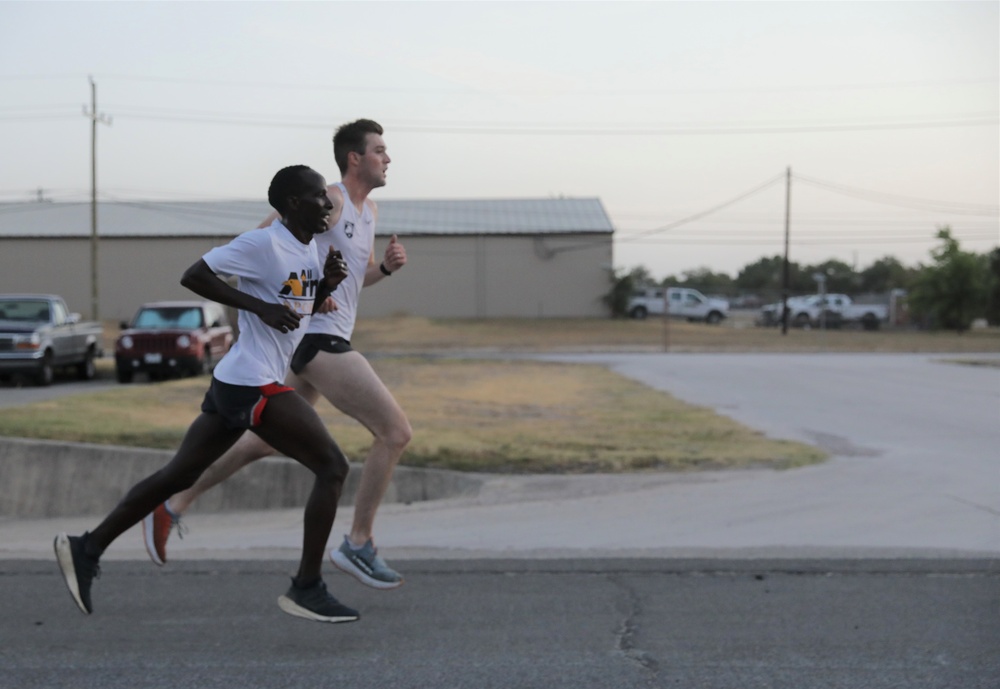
[0,233,612,322]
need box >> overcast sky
[2,1,997,280]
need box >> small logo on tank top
[343,221,355,238]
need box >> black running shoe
[277,578,360,624]
[54,532,100,614]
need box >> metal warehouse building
[0,198,615,322]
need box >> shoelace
[171,515,189,540]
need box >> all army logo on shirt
[279,268,320,314]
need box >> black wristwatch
[379,263,392,276]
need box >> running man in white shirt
[144,119,411,590]
[55,165,361,624]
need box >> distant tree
[986,248,1000,326]
[629,265,656,287]
[801,259,857,294]
[735,256,788,293]
[604,266,653,317]
[673,266,734,295]
[908,227,990,332]
[858,256,919,294]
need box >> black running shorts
[200,378,295,430]
[290,334,353,375]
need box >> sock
[164,499,180,519]
[347,536,369,551]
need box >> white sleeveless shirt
[307,182,375,341]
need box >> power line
[0,114,81,122]
[3,92,998,134]
[0,104,81,113]
[45,111,1000,135]
[793,173,1000,215]
[618,174,787,242]
[617,218,1000,228]
[615,227,1000,239]
[618,234,999,246]
[4,73,995,96]
[89,106,1000,128]
[614,210,999,221]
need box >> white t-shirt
[306,181,375,341]
[203,219,322,386]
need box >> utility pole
[83,76,112,321]
[662,290,670,352]
[781,166,791,335]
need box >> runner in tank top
[307,180,375,342]
[55,165,362,623]
[146,119,412,591]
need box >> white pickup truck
[759,294,889,331]
[627,287,730,324]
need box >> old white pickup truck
[627,287,730,324]
[0,294,104,385]
[758,294,889,330]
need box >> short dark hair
[268,165,314,214]
[332,119,383,174]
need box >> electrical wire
[4,102,997,135]
[618,174,787,242]
[793,173,999,215]
[616,234,998,246]
[31,110,996,135]
[5,73,995,96]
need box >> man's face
[357,133,390,188]
[289,170,334,235]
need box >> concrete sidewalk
[2,466,995,562]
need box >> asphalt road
[0,363,119,409]
[2,352,998,688]
[528,352,1000,556]
[2,559,997,689]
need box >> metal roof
[0,197,614,238]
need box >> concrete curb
[0,436,485,518]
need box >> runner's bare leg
[299,350,411,544]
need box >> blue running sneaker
[330,536,404,590]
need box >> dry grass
[2,358,823,474]
[10,314,996,474]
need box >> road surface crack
[609,574,660,676]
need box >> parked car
[757,294,889,330]
[115,301,233,383]
[756,295,812,327]
[0,294,104,386]
[627,287,729,324]
[758,294,889,330]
